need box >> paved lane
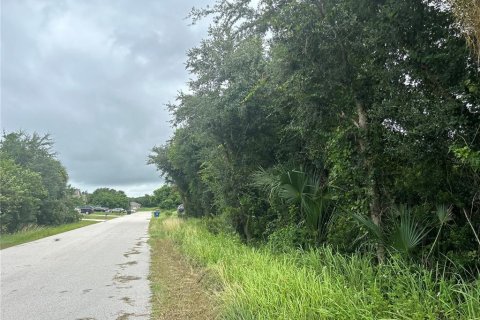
[0,212,152,320]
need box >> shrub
[266,224,304,253]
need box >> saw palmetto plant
[354,205,430,257]
[252,167,334,244]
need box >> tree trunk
[243,214,252,243]
[355,99,385,263]
[370,180,385,263]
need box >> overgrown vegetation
[149,0,480,274]
[154,216,479,319]
[148,1,480,316]
[0,131,80,233]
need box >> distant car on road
[110,208,126,213]
[79,206,94,214]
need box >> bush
[202,212,236,235]
[266,224,304,253]
[327,214,362,253]
[163,209,174,217]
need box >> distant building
[130,202,141,210]
[73,189,82,197]
[71,188,88,203]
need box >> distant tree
[131,194,156,208]
[89,188,129,209]
[66,186,87,207]
[149,129,214,217]
[153,185,181,209]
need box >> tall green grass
[152,217,480,320]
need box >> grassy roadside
[81,214,119,220]
[138,207,158,212]
[0,220,100,249]
[149,213,219,319]
[155,216,479,320]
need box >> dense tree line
[150,0,480,270]
[0,132,78,232]
[88,188,129,209]
[132,185,181,209]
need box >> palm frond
[278,170,308,204]
[251,167,282,200]
[427,205,452,259]
[254,167,334,242]
[352,213,383,243]
[391,211,429,255]
[435,205,453,226]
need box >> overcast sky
[1,0,211,197]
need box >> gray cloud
[1,0,210,196]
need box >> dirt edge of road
[149,236,219,320]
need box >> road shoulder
[149,218,219,320]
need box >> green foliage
[354,206,430,256]
[39,199,77,225]
[149,128,214,217]
[326,214,361,252]
[266,224,304,253]
[451,145,480,172]
[131,194,156,208]
[253,167,334,245]
[0,131,78,232]
[201,212,236,235]
[66,186,87,207]
[390,207,429,255]
[152,185,181,209]
[131,187,182,211]
[0,158,46,232]
[150,0,480,270]
[427,205,453,258]
[89,188,129,209]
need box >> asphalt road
[0,212,152,320]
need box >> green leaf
[391,211,429,255]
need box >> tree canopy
[131,185,181,209]
[89,188,129,209]
[0,131,78,232]
[149,0,479,269]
